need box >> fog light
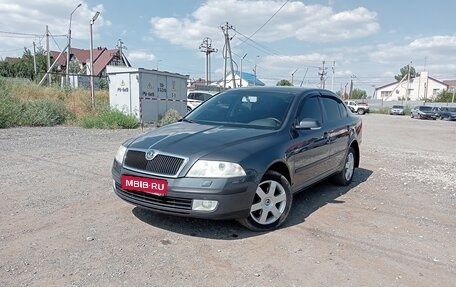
[192,200,218,212]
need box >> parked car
[344,100,370,115]
[411,106,437,120]
[437,106,456,120]
[112,87,363,231]
[389,105,405,115]
[187,90,217,111]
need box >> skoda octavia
[112,87,362,231]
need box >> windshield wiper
[179,118,194,123]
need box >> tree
[395,64,419,81]
[350,88,367,100]
[434,90,455,102]
[0,48,49,81]
[276,79,293,86]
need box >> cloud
[150,0,380,49]
[0,1,107,52]
[409,36,456,49]
[128,51,156,62]
[368,36,456,65]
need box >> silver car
[389,105,405,115]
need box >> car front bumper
[112,161,256,220]
[419,113,437,119]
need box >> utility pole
[349,75,354,99]
[344,82,349,100]
[199,37,217,85]
[406,61,411,103]
[240,53,247,87]
[319,61,328,88]
[32,41,37,75]
[90,11,100,110]
[221,22,236,88]
[331,61,335,91]
[46,25,51,86]
[67,3,82,87]
[116,39,128,64]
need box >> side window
[338,101,348,118]
[203,93,213,101]
[321,96,342,122]
[188,93,196,100]
[297,96,323,123]
[194,93,205,101]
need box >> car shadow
[132,168,373,240]
[284,167,373,228]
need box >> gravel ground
[0,114,455,287]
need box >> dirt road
[1,114,455,286]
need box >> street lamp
[67,3,82,86]
[90,11,100,109]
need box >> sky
[0,0,455,96]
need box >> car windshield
[392,105,403,109]
[185,90,294,129]
[419,106,432,111]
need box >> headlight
[115,145,127,164]
[187,160,246,178]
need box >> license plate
[121,175,168,196]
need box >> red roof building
[50,47,130,76]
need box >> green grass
[79,109,140,129]
[0,95,71,128]
[0,77,139,129]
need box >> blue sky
[1,0,455,95]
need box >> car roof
[223,86,333,96]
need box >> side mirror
[295,118,322,130]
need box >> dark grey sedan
[112,87,363,231]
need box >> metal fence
[366,99,456,111]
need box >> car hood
[127,122,277,159]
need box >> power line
[49,32,62,51]
[233,28,280,56]
[244,0,289,41]
[0,30,66,37]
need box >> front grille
[124,150,185,176]
[115,182,192,214]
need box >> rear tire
[357,109,365,115]
[238,171,292,231]
[331,147,356,186]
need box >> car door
[288,93,331,191]
[320,93,351,171]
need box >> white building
[216,71,265,88]
[374,71,448,101]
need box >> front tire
[332,147,356,186]
[357,108,365,115]
[238,171,292,231]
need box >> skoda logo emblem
[145,149,155,160]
